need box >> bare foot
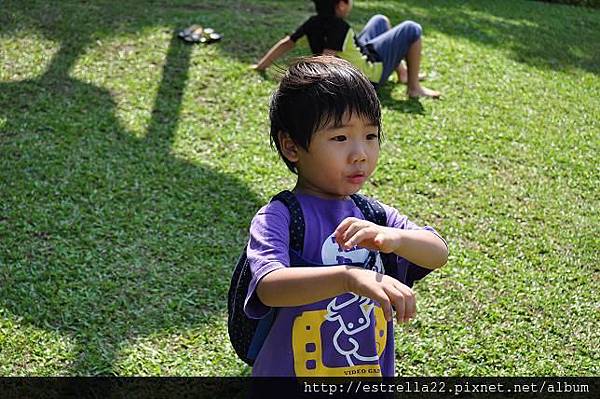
[407,86,441,99]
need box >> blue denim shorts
[356,15,422,87]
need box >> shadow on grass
[354,0,599,75]
[7,0,597,78]
[3,0,595,375]
[378,83,426,115]
[0,0,305,66]
[0,4,260,375]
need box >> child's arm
[256,265,416,323]
[334,218,448,270]
[251,36,295,71]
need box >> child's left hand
[334,217,400,253]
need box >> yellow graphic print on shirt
[291,296,387,377]
[291,231,388,377]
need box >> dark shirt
[289,15,350,55]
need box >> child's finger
[344,228,376,249]
[371,290,393,322]
[397,284,416,322]
[337,221,368,248]
[384,285,405,323]
[334,217,358,235]
[341,222,366,246]
[393,295,406,324]
[334,217,358,243]
[404,290,416,321]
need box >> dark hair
[312,0,346,17]
[269,56,382,173]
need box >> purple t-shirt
[244,193,441,377]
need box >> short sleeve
[289,19,308,42]
[243,201,291,319]
[381,203,447,287]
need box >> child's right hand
[249,64,265,72]
[344,266,416,324]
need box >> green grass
[0,0,598,376]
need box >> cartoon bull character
[324,293,379,366]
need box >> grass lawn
[0,0,598,376]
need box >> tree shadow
[0,3,260,375]
[355,0,600,75]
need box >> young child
[251,0,440,99]
[244,56,448,377]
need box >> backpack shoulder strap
[270,190,304,253]
[350,193,387,227]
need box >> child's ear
[278,131,300,163]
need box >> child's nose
[350,144,368,163]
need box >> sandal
[178,24,203,40]
[178,24,222,44]
[200,28,222,44]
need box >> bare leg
[405,39,440,98]
[396,61,408,84]
[395,60,426,84]
[369,17,427,85]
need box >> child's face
[336,0,353,18]
[288,113,379,199]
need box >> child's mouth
[347,173,366,184]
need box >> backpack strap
[270,190,304,253]
[350,193,387,227]
[232,190,304,365]
[271,191,386,249]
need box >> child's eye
[331,135,347,142]
[366,133,379,140]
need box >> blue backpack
[227,190,390,366]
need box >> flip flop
[204,31,222,44]
[183,26,205,43]
[198,28,222,44]
[179,25,222,44]
[178,24,203,39]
